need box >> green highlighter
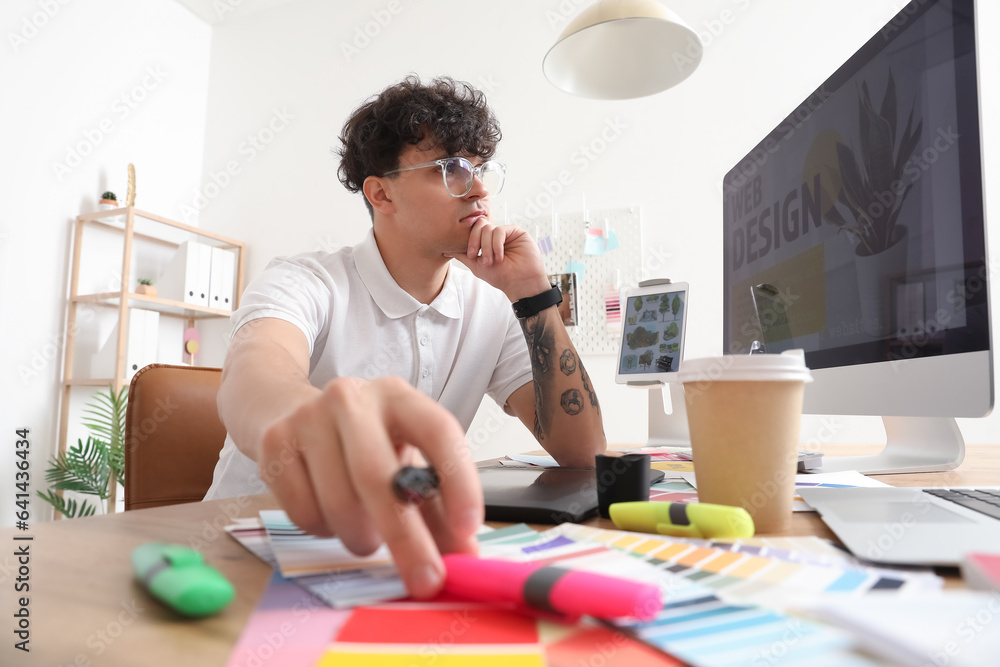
[131,543,235,617]
[610,501,755,539]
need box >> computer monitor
[721,0,991,473]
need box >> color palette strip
[562,524,941,603]
[505,525,876,667]
[260,510,396,577]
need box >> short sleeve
[485,309,533,408]
[230,255,334,357]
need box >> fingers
[420,495,480,557]
[258,420,327,534]
[264,376,482,600]
[328,377,479,599]
[297,399,382,554]
[260,395,382,554]
[467,222,510,266]
[379,382,484,543]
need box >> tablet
[614,281,689,384]
[480,466,666,524]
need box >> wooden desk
[2,444,997,666]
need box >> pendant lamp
[543,0,703,100]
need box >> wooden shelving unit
[58,206,246,514]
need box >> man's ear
[363,175,395,215]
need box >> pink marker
[442,554,662,621]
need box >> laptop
[799,486,1000,566]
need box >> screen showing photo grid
[618,290,685,375]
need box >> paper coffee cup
[677,350,812,533]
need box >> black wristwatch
[512,284,563,319]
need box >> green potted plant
[37,384,126,518]
[99,191,119,211]
[824,71,923,256]
[136,277,157,297]
[822,70,922,336]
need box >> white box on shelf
[91,308,159,380]
[158,240,212,308]
[208,246,236,311]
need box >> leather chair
[124,364,227,510]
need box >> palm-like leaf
[81,384,127,484]
[37,385,128,518]
[81,384,126,447]
[827,69,922,254]
[42,437,111,499]
[35,489,98,518]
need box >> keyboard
[925,488,1000,521]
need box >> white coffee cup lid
[677,349,813,383]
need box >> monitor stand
[810,416,966,474]
[633,382,691,447]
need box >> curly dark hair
[335,74,502,218]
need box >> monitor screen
[616,282,689,383]
[722,0,988,396]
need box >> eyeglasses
[385,157,506,198]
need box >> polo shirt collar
[354,228,462,320]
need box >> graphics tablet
[480,466,666,524]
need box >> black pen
[392,466,440,503]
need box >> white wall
[5,0,996,530]
[196,0,1000,460]
[0,0,213,523]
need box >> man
[204,75,606,598]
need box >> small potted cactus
[99,191,119,211]
[136,278,157,297]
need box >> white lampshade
[543,0,703,100]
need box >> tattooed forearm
[532,380,545,440]
[559,349,577,376]
[522,314,556,439]
[560,388,583,415]
[521,310,602,441]
[580,365,600,412]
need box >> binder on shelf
[208,246,237,311]
[91,308,160,380]
[158,240,212,308]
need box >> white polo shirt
[204,228,533,500]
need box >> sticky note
[583,229,606,256]
[566,260,586,279]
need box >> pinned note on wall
[583,228,606,256]
[565,259,586,279]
